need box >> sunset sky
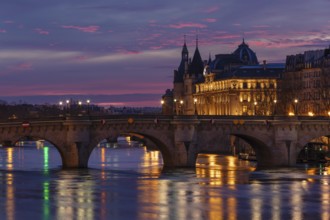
[0,0,330,107]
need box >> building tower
[173,36,189,114]
[183,35,204,115]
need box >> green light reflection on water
[43,146,49,174]
[43,181,50,219]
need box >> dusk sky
[1,0,330,107]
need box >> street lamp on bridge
[66,100,70,115]
[254,101,257,115]
[294,99,298,115]
[273,99,277,115]
[86,99,90,115]
[179,100,184,115]
[194,98,197,115]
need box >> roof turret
[233,39,259,65]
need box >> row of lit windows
[196,80,277,93]
[194,92,276,104]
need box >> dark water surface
[0,145,329,220]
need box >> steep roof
[232,39,259,65]
[216,64,284,79]
[190,46,204,75]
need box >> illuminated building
[162,38,284,115]
[279,47,330,116]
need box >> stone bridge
[0,115,329,169]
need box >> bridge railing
[1,114,330,125]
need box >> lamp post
[161,99,164,114]
[66,100,70,115]
[59,101,63,116]
[294,99,298,115]
[254,101,257,116]
[78,101,82,116]
[86,99,90,115]
[179,100,184,115]
[273,99,277,115]
[194,98,197,115]
[174,99,177,115]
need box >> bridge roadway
[0,115,329,169]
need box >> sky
[0,0,330,107]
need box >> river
[0,143,329,220]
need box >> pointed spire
[181,34,188,56]
[196,34,199,48]
[191,34,204,75]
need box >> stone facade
[278,47,330,116]
[162,39,284,115]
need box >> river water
[0,143,329,220]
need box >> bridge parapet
[1,115,330,169]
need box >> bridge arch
[296,131,330,163]
[231,134,272,167]
[87,129,174,168]
[298,132,330,152]
[0,134,64,168]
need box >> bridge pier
[169,141,199,167]
[60,142,90,168]
[271,140,298,167]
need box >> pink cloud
[203,6,220,13]
[168,22,207,29]
[8,63,33,71]
[34,28,50,35]
[203,18,217,23]
[0,29,6,33]
[212,34,241,40]
[149,46,163,50]
[73,55,89,62]
[61,25,100,33]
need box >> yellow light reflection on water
[270,184,281,220]
[196,154,255,186]
[55,174,95,220]
[195,153,256,219]
[250,184,263,220]
[101,147,106,167]
[321,183,330,220]
[6,148,14,170]
[290,182,303,220]
[6,173,15,220]
[138,147,162,177]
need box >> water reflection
[0,145,330,219]
[6,173,15,220]
[54,171,95,220]
[89,146,163,176]
[196,154,256,185]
